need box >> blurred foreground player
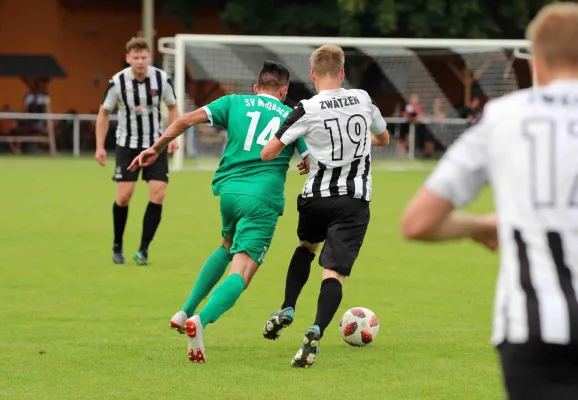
[129,61,309,363]
[261,45,390,368]
[95,37,179,266]
[401,3,578,399]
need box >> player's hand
[297,155,310,175]
[168,140,179,154]
[128,148,159,171]
[472,213,499,252]
[95,148,107,167]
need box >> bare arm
[371,129,390,146]
[262,102,308,161]
[96,106,110,150]
[401,187,497,250]
[151,108,208,154]
[167,104,179,125]
[401,188,488,239]
[261,137,286,161]
[400,114,497,250]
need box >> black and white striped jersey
[276,88,387,201]
[425,79,578,346]
[102,66,177,149]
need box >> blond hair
[126,37,150,53]
[310,45,345,78]
[526,3,578,68]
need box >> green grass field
[0,157,501,400]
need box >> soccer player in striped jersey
[401,3,578,399]
[260,45,390,368]
[95,37,179,266]
[128,61,310,364]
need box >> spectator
[399,93,423,158]
[24,80,51,135]
[432,97,446,123]
[429,98,446,149]
[24,80,50,113]
[401,93,435,159]
[462,96,482,124]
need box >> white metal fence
[0,112,118,157]
[0,112,471,159]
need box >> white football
[339,307,379,346]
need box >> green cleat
[133,250,149,266]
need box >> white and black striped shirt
[102,66,177,149]
[276,88,387,201]
[426,79,578,346]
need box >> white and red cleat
[185,315,206,364]
[169,311,187,334]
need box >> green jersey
[202,94,308,215]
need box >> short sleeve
[163,75,177,106]
[369,98,387,134]
[202,95,231,128]
[424,115,491,207]
[295,137,309,158]
[102,80,119,111]
[275,102,309,145]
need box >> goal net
[159,35,530,172]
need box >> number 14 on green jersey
[244,111,280,151]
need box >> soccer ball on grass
[339,307,379,346]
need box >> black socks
[314,277,343,338]
[113,202,129,250]
[281,247,316,310]
[140,202,162,252]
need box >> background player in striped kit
[401,3,578,399]
[95,37,179,266]
[260,45,390,368]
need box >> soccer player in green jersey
[128,61,309,364]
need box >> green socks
[181,246,232,317]
[198,273,246,328]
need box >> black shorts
[113,146,169,183]
[498,342,578,400]
[296,194,370,276]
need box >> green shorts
[220,194,280,265]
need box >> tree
[220,0,559,39]
[220,0,343,36]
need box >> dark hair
[257,60,290,90]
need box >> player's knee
[116,196,131,207]
[150,192,165,204]
[221,237,232,253]
[116,186,134,206]
[298,240,319,254]
[149,184,166,204]
[323,268,345,284]
[230,252,258,289]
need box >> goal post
[159,35,530,172]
